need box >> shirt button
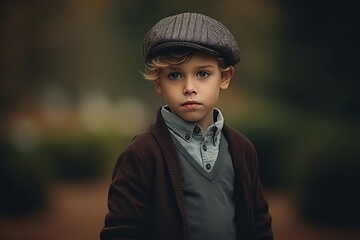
[185,133,191,140]
[194,126,201,134]
[206,163,211,170]
[210,126,217,132]
[202,145,207,151]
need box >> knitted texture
[143,12,240,66]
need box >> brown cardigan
[100,109,273,240]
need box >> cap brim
[148,41,221,59]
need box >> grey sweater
[172,134,236,240]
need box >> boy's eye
[197,71,210,78]
[168,72,182,80]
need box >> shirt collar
[161,105,224,145]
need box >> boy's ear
[155,80,163,94]
[220,67,234,90]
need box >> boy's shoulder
[127,128,158,151]
[125,121,170,153]
[223,125,260,174]
[223,124,257,154]
[115,128,164,170]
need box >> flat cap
[143,12,240,66]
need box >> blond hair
[142,49,231,81]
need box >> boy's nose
[183,78,197,95]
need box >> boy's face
[155,51,234,130]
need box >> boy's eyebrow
[197,64,216,68]
[165,64,216,70]
[163,66,181,71]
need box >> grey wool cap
[143,12,240,66]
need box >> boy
[100,12,273,240]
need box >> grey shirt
[161,106,224,172]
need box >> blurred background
[1,0,359,239]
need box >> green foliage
[240,125,293,189]
[233,115,297,190]
[233,102,360,195]
[297,142,360,227]
[41,135,111,182]
[0,133,124,216]
[0,138,49,216]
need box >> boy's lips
[181,100,201,106]
[181,100,201,110]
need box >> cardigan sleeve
[100,143,152,240]
[250,144,274,240]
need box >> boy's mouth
[181,101,201,110]
[181,100,200,106]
